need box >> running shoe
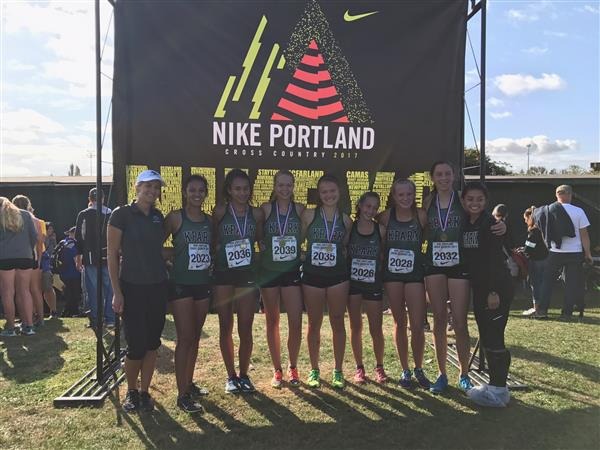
[354,366,367,384]
[139,391,155,412]
[399,369,413,389]
[189,382,209,397]
[467,385,508,407]
[429,374,448,394]
[225,376,240,394]
[307,369,321,388]
[21,325,36,336]
[238,375,256,393]
[288,367,300,387]
[332,370,345,389]
[458,374,474,392]
[489,385,511,406]
[271,369,283,388]
[177,393,204,413]
[533,310,548,319]
[414,368,431,389]
[374,366,388,384]
[0,328,17,337]
[522,307,537,317]
[122,389,140,413]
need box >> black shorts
[424,264,470,280]
[121,280,168,360]
[302,271,349,289]
[0,258,36,271]
[349,285,383,301]
[213,269,256,288]
[169,282,211,301]
[260,269,301,288]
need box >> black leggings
[473,283,513,387]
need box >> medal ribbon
[321,208,338,243]
[436,191,455,233]
[230,204,248,239]
[276,202,292,237]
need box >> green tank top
[385,209,424,279]
[425,191,465,267]
[348,220,382,291]
[215,204,257,271]
[171,209,212,285]
[304,207,347,276]
[262,201,302,272]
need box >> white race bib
[432,241,460,267]
[388,248,414,274]
[311,242,337,267]
[351,258,376,283]
[272,236,297,262]
[188,243,211,271]
[225,238,252,268]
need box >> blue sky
[1,0,598,177]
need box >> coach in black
[107,169,168,413]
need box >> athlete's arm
[107,224,124,314]
[300,208,315,243]
[376,209,390,227]
[342,213,353,246]
[417,208,428,229]
[378,223,387,264]
[253,206,265,243]
[212,204,226,252]
[295,203,306,218]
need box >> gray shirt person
[0,210,38,260]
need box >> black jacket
[533,202,575,249]
[74,204,111,266]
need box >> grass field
[1,285,599,450]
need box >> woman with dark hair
[164,174,212,413]
[259,170,305,388]
[0,197,38,336]
[213,168,264,394]
[108,169,169,413]
[347,192,388,384]
[301,174,352,389]
[423,162,506,394]
[378,179,430,389]
[461,182,513,407]
[519,206,548,316]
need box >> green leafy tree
[464,148,513,175]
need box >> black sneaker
[238,375,256,393]
[177,393,204,414]
[139,391,155,412]
[122,389,140,413]
[189,382,209,397]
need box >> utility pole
[526,144,531,174]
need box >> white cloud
[486,97,504,108]
[490,111,512,119]
[583,5,600,14]
[544,30,568,38]
[6,59,37,71]
[2,108,65,135]
[494,73,566,96]
[507,9,539,22]
[487,135,578,156]
[522,46,549,55]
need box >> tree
[463,148,513,175]
[68,164,82,176]
[528,166,548,175]
[560,165,587,175]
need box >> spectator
[59,227,83,317]
[536,185,593,318]
[492,203,516,251]
[519,207,548,317]
[75,188,114,329]
[0,197,38,336]
[12,195,46,328]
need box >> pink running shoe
[271,369,283,388]
[374,366,388,384]
[288,367,300,387]
[354,366,367,384]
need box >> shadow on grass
[0,318,68,382]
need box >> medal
[230,204,249,239]
[436,191,454,241]
[241,242,248,250]
[321,208,338,252]
[279,238,286,247]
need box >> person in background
[519,207,548,317]
[75,188,114,330]
[492,204,516,251]
[58,227,82,317]
[536,185,593,319]
[12,195,46,328]
[0,197,38,336]
[108,169,169,413]
[42,222,58,317]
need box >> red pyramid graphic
[271,40,349,123]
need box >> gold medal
[440,233,448,242]
[241,242,248,250]
[326,243,334,252]
[279,238,286,247]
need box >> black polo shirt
[108,202,167,285]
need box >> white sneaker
[522,308,537,317]
[467,384,507,408]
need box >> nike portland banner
[112,0,468,211]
